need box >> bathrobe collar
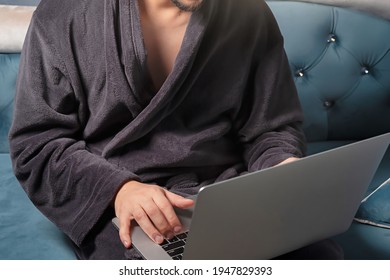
[103,0,214,157]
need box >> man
[9,0,342,259]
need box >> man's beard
[170,0,204,12]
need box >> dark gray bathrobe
[9,0,306,259]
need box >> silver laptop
[112,133,390,260]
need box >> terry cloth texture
[9,0,306,259]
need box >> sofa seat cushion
[0,153,76,260]
[355,178,390,229]
[333,221,390,259]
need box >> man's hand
[114,180,194,248]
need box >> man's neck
[136,0,193,92]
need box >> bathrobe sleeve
[234,4,306,170]
[8,15,138,246]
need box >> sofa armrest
[0,5,35,53]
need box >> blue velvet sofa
[267,0,390,259]
[1,1,389,259]
[0,4,77,260]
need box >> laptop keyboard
[160,232,188,260]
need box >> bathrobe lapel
[103,0,213,157]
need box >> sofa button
[295,69,304,77]
[327,34,337,43]
[361,66,370,75]
[323,100,335,109]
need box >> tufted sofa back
[268,1,390,142]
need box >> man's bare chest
[141,19,189,92]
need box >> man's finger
[142,199,173,238]
[153,194,182,234]
[164,190,195,209]
[134,207,165,244]
[119,215,132,248]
